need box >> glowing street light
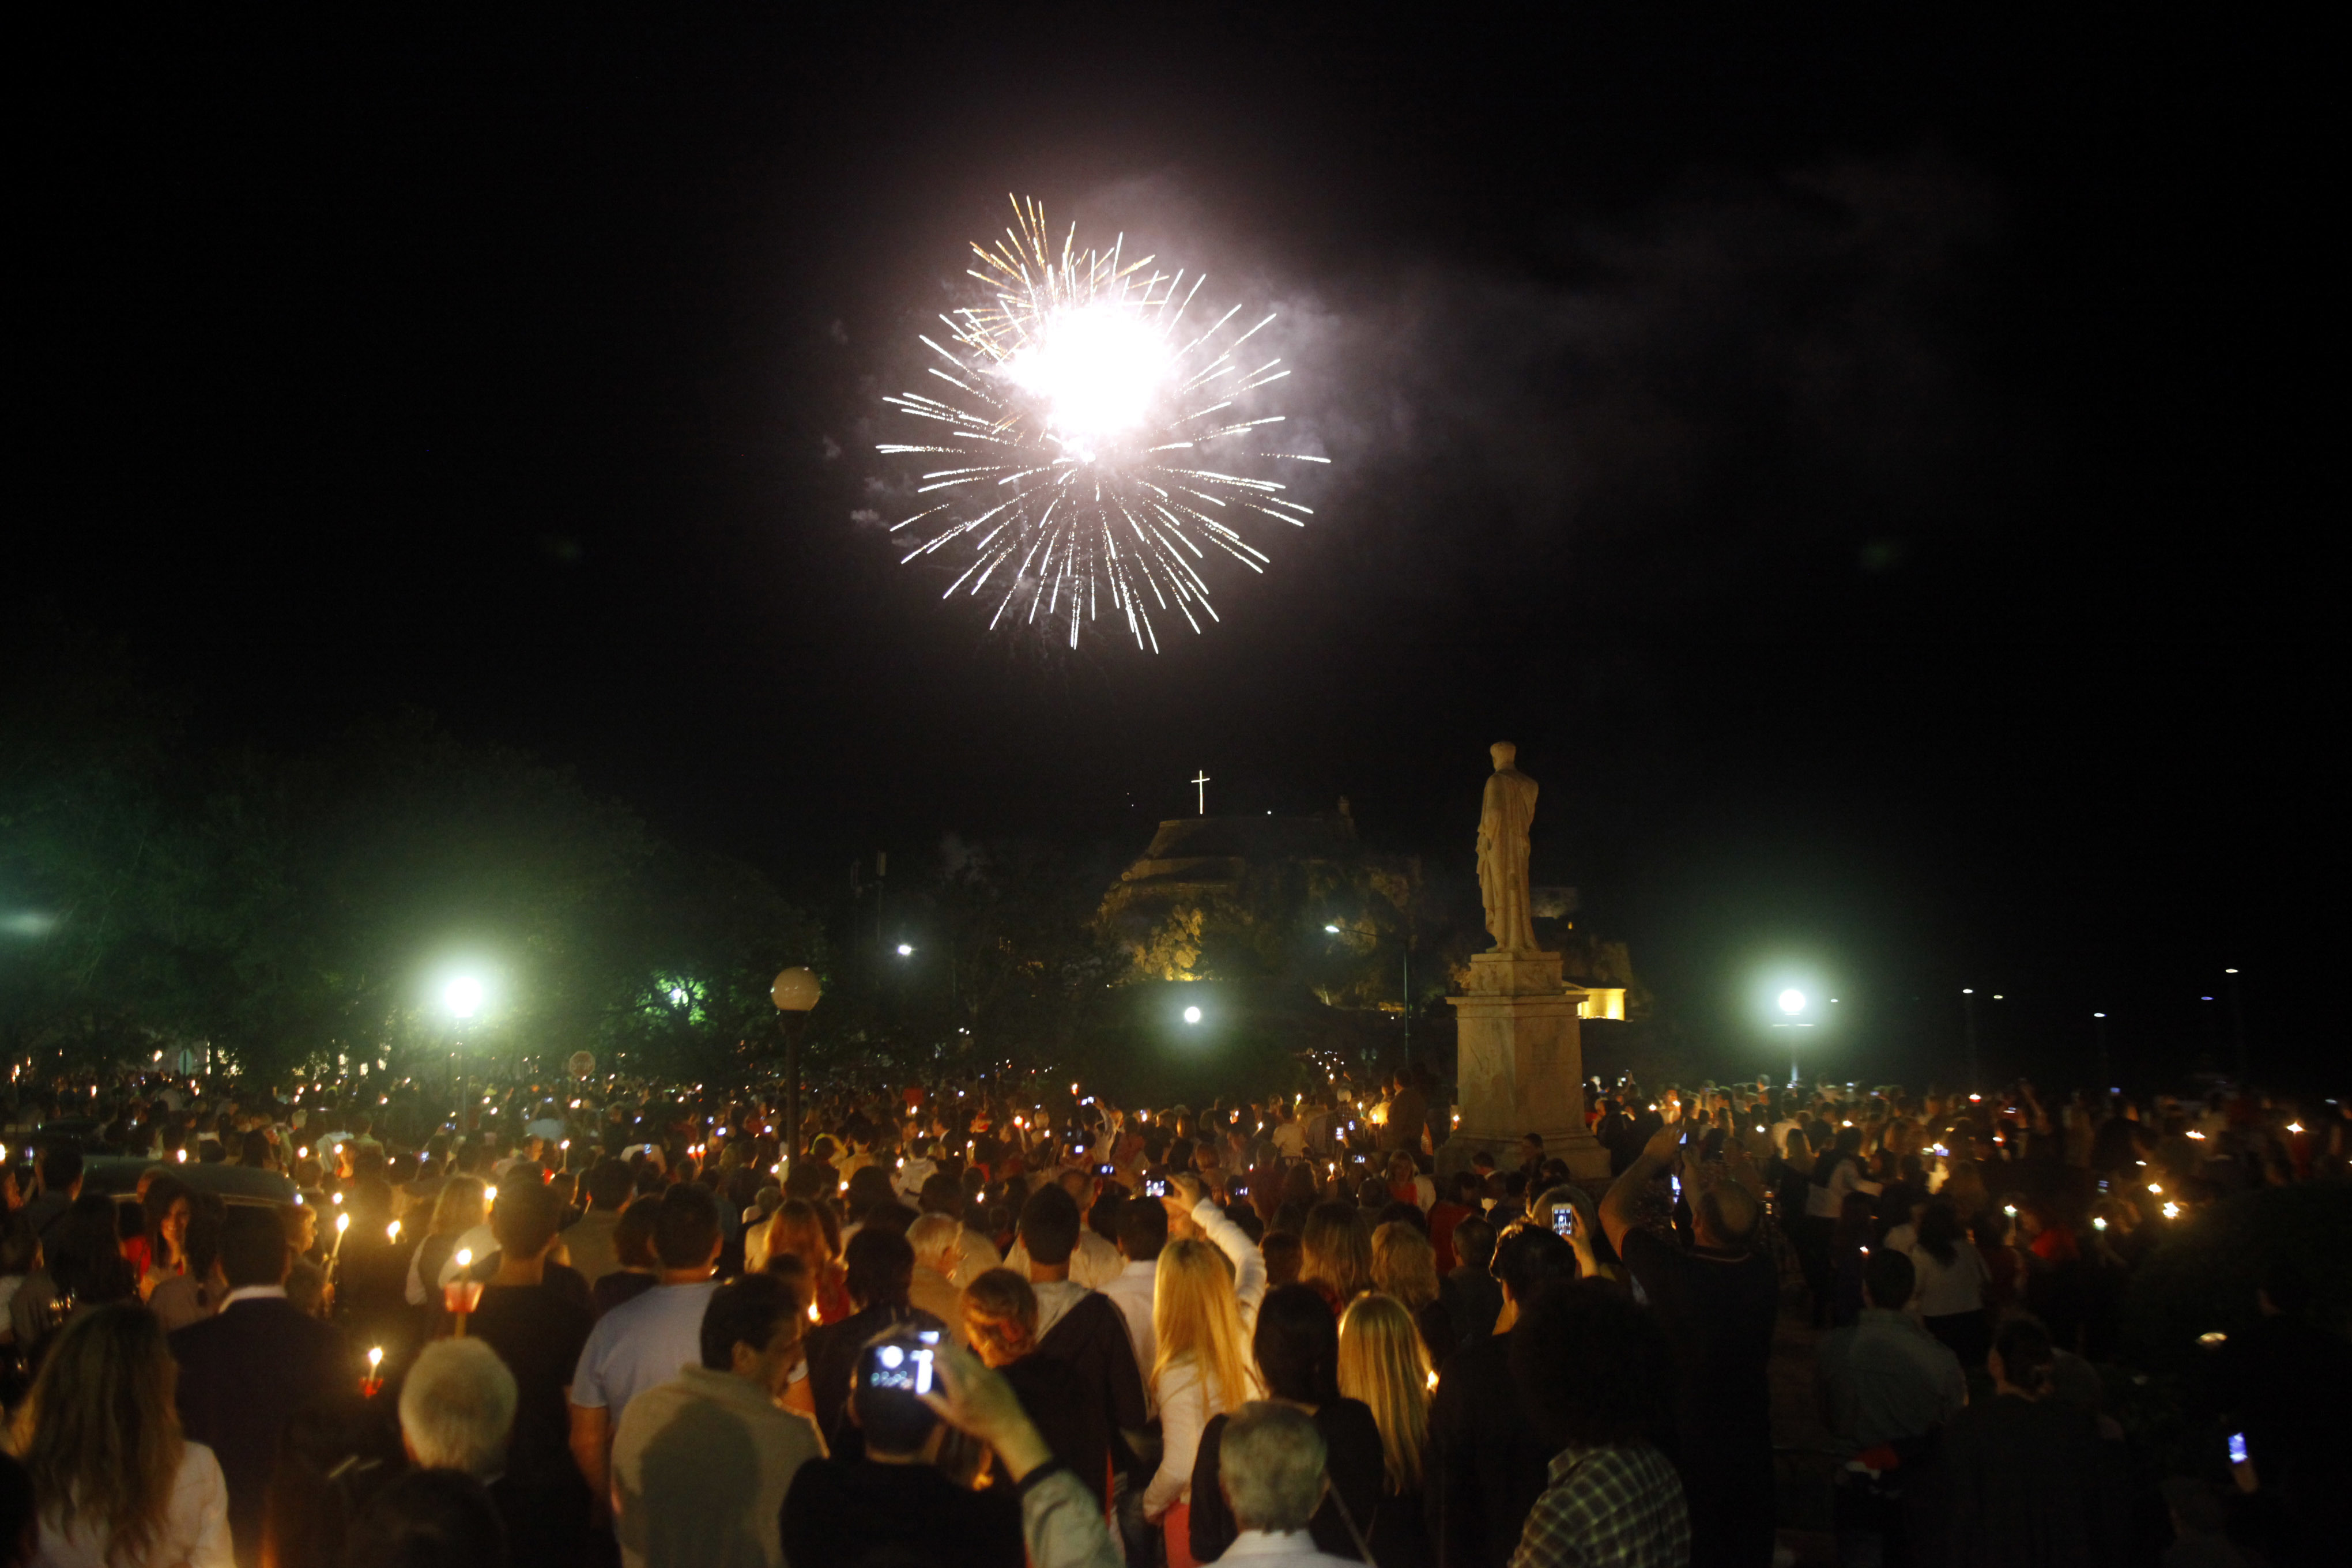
[1183,1005,1203,1025]
[444,977,485,1019]
[1778,989,1807,1016]
[896,943,915,956]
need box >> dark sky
[16,9,2331,1087]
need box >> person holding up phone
[779,1328,1025,1568]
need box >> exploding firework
[881,195,1324,651]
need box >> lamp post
[2223,968,2247,1083]
[1776,989,1808,1085]
[1961,988,1980,1090]
[770,967,821,1173]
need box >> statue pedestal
[1441,949,1611,1183]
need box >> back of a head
[1017,1183,1080,1267]
[399,1339,517,1480]
[844,1166,897,1222]
[489,1179,563,1260]
[851,1330,943,1457]
[843,1226,916,1309]
[22,1305,178,1558]
[651,1183,721,1271]
[42,1140,85,1190]
[700,1273,801,1370]
[343,1468,508,1568]
[1219,1402,1328,1535]
[918,1171,963,1216]
[1253,1283,1341,1405]
[1509,1279,1672,1448]
[584,1159,634,1212]
[1452,1215,1497,1271]
[612,1198,660,1270]
[904,1212,962,1268]
[1491,1222,1577,1302]
[220,1205,291,1290]
[1371,1222,1439,1309]
[1260,1231,1303,1288]
[1117,1194,1169,1262]
[963,1268,1039,1364]
[1993,1317,2057,1397]
[1861,1247,1916,1311]
[1300,1201,1371,1298]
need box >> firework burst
[881,195,1324,651]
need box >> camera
[1550,1204,1574,1238]
[865,1339,936,1397]
[1143,1177,1170,1198]
[2227,1431,2248,1466]
[1097,1163,1114,1177]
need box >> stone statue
[1476,741,1540,953]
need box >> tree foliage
[1,636,824,1087]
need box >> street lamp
[896,943,914,956]
[1183,1005,1203,1025]
[1773,989,1811,1086]
[770,966,821,1173]
[444,977,484,1019]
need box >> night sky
[14,10,2329,1085]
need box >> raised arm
[1166,1174,1266,1324]
[1601,1115,1688,1257]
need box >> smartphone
[2227,1431,2248,1466]
[1550,1203,1575,1238]
[1670,1174,1682,1202]
[868,1341,934,1396]
[1097,1163,1114,1177]
[1144,1178,1170,1198]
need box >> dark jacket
[804,1301,946,1453]
[1429,1330,1552,1568]
[1032,1289,1149,1478]
[1191,1396,1385,1563]
[171,1294,352,1565]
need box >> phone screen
[1550,1204,1574,1238]
[869,1343,934,1396]
[2227,1431,2248,1465]
[1670,1174,1682,1202]
[1098,1163,1114,1176]
[1144,1178,1170,1198]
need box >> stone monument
[1443,742,1611,1179]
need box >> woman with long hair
[13,1303,231,1566]
[1337,1292,1436,1568]
[125,1176,193,1301]
[763,1199,851,1324]
[1369,1222,1456,1372]
[1188,1284,1385,1565]
[1299,1201,1373,1316]
[405,1175,485,1306]
[1143,1175,1267,1568]
[1907,1197,1992,1367]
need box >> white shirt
[1141,1199,1270,1517]
[1032,1279,1092,1343]
[1272,1123,1306,1158]
[1905,1238,1989,1317]
[36,1439,232,1568]
[1216,1529,1362,1567]
[1098,1257,1159,1391]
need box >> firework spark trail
[880,195,1320,651]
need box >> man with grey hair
[906,1211,968,1344]
[400,1337,519,1479]
[1216,1402,1365,1566]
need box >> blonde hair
[1152,1239,1256,1417]
[16,1305,185,1568]
[1371,1222,1441,1310]
[962,1267,1037,1368]
[429,1175,488,1237]
[1337,1292,1432,1492]
[1300,1203,1373,1304]
[766,1199,836,1273]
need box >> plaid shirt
[1509,1442,1691,1568]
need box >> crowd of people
[0,1063,2341,1568]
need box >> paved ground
[1769,1312,1841,1567]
